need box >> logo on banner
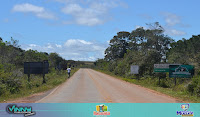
[6,104,36,117]
[93,104,110,116]
[177,104,193,116]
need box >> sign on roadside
[169,65,194,78]
[154,64,181,72]
[131,65,139,74]
[24,60,49,83]
[24,62,49,74]
[154,64,170,72]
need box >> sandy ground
[33,68,181,103]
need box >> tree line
[95,22,200,96]
[0,37,84,96]
[0,37,85,70]
[95,22,200,76]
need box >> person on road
[67,67,71,78]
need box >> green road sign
[169,65,194,78]
[154,64,180,72]
[154,64,169,72]
[154,68,169,72]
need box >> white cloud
[62,4,82,14]
[12,3,57,20]
[64,39,92,47]
[165,29,186,36]
[60,0,121,26]
[24,44,38,50]
[21,39,109,61]
[61,3,104,26]
[55,44,62,48]
[162,12,181,26]
[29,44,37,47]
[11,1,126,26]
[13,3,44,13]
[47,43,53,49]
[78,40,92,45]
[53,0,77,3]
[88,56,96,61]
[161,12,187,36]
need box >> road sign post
[159,76,161,85]
[174,77,177,86]
[154,64,181,73]
[154,64,181,85]
[131,65,139,74]
[169,65,194,85]
[156,72,167,85]
[43,61,46,84]
[154,64,169,85]
[24,61,49,83]
[28,63,30,82]
[130,65,139,80]
[169,65,194,78]
[154,64,170,72]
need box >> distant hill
[79,61,95,65]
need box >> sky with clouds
[0,0,200,61]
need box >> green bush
[108,61,117,72]
[187,77,200,96]
[6,78,22,94]
[156,79,169,88]
[195,85,200,97]
[173,85,186,92]
[35,83,40,87]
[0,83,6,96]
[52,79,62,86]
[187,83,195,94]
[26,82,33,89]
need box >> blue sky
[0,0,200,61]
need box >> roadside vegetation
[0,68,78,102]
[0,37,82,102]
[94,22,200,102]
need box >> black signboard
[24,62,49,74]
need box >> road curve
[37,68,180,103]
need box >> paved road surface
[37,68,180,103]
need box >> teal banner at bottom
[0,103,199,117]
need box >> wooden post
[42,61,46,84]
[28,63,30,82]
[159,77,161,85]
[174,77,176,86]
[136,74,139,80]
[28,74,30,82]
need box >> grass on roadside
[94,69,200,103]
[0,68,79,102]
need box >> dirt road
[37,68,180,103]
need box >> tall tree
[105,31,130,61]
[48,53,63,68]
